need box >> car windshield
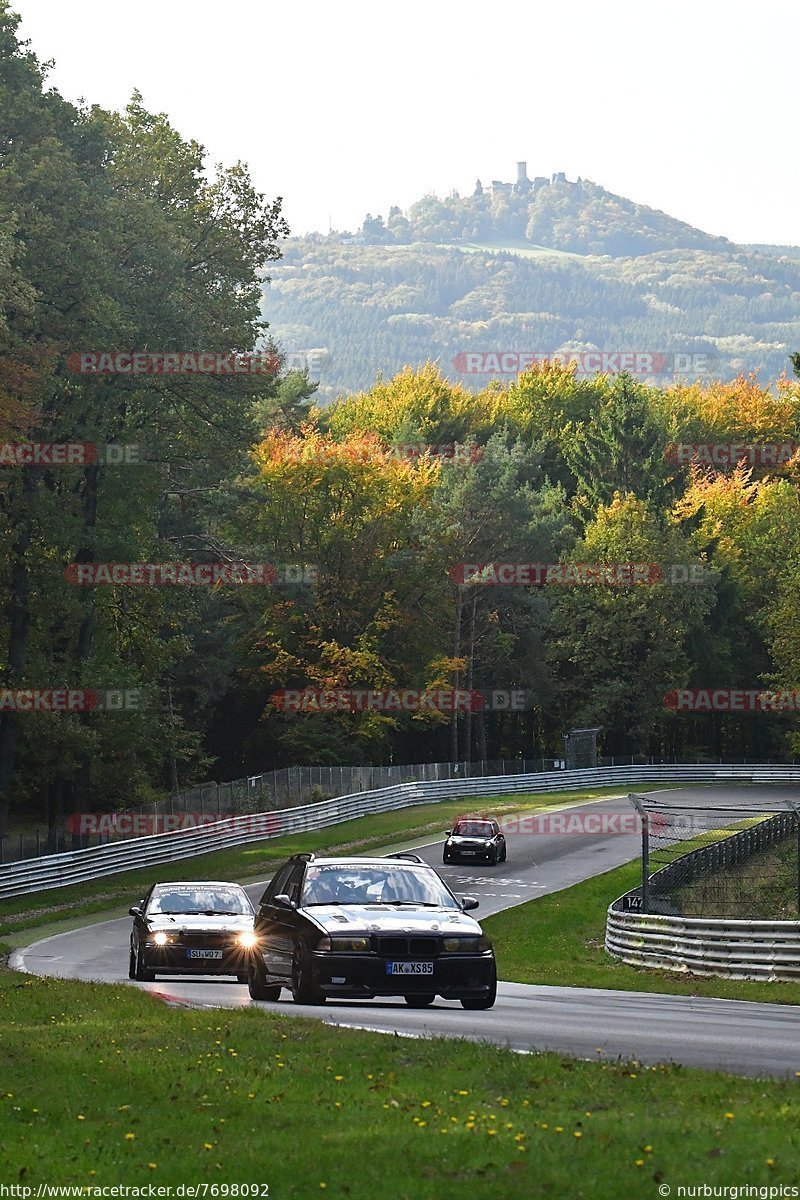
[148,888,251,915]
[301,864,459,908]
[454,821,494,837]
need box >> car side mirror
[460,896,479,911]
[129,906,142,918]
[444,830,452,836]
[273,893,296,910]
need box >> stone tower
[514,161,531,193]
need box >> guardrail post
[628,793,649,913]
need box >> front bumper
[444,844,497,863]
[302,950,496,999]
[140,944,253,976]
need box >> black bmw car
[128,881,257,982]
[247,852,497,1009]
[443,817,507,865]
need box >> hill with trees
[262,171,800,404]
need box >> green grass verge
[483,860,800,1005]
[0,788,636,945]
[0,967,798,1197]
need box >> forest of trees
[3,3,800,834]
[264,235,800,405]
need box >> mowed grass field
[1,968,799,1199]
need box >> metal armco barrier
[605,909,800,982]
[606,804,800,981]
[3,762,800,901]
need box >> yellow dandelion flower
[574,1132,582,1139]
[487,1129,497,1136]
[203,1143,213,1150]
[767,1159,776,1167]
[148,1164,157,1171]
[555,1126,563,1133]
[644,1145,652,1153]
[421,1101,431,1108]
[724,1113,735,1119]
[334,1075,344,1082]
[77,1115,85,1121]
[124,1133,135,1141]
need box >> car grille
[375,936,439,958]
[173,931,239,949]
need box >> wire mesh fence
[625,792,800,919]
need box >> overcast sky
[12,0,799,246]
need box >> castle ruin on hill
[473,162,580,197]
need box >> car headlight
[442,936,492,953]
[153,931,170,946]
[238,931,258,949]
[317,936,369,952]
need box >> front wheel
[291,946,326,1005]
[404,993,435,1008]
[248,961,282,1002]
[134,944,155,982]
